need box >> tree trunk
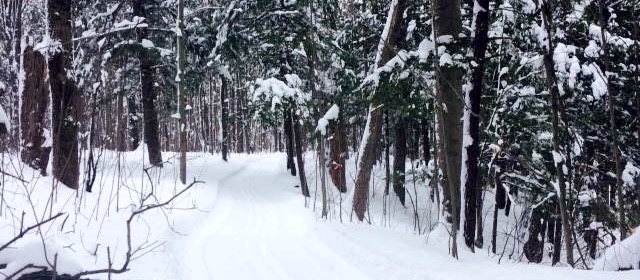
[127,92,140,150]
[134,0,163,167]
[48,0,79,189]
[598,0,625,240]
[20,45,50,175]
[463,0,490,251]
[177,0,187,184]
[284,109,296,176]
[353,0,405,221]
[434,0,464,258]
[524,208,544,263]
[540,0,574,266]
[293,112,310,197]
[221,75,229,161]
[329,109,347,193]
[392,117,407,206]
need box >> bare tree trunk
[463,0,490,252]
[127,92,140,150]
[598,0,625,240]
[284,109,296,176]
[133,0,163,166]
[293,112,310,197]
[433,0,464,258]
[21,45,50,175]
[392,117,407,206]
[177,0,187,183]
[329,108,347,193]
[48,0,80,189]
[221,75,229,161]
[540,0,573,266]
[353,0,405,221]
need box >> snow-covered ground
[0,152,638,279]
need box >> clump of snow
[622,162,640,188]
[315,104,339,135]
[252,74,309,112]
[594,227,640,270]
[0,104,10,133]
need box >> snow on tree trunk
[540,0,574,266]
[463,0,489,252]
[353,0,405,222]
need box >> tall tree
[353,0,406,221]
[540,0,574,266]
[463,0,490,252]
[433,0,464,258]
[177,0,187,184]
[21,44,50,175]
[48,0,80,189]
[133,0,163,167]
[598,0,626,240]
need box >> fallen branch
[0,212,65,253]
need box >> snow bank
[594,228,640,270]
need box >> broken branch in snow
[0,212,65,254]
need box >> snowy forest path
[177,154,369,280]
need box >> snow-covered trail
[178,155,369,280]
[163,153,638,280]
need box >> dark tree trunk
[221,75,229,161]
[134,0,163,167]
[284,109,296,176]
[127,92,140,150]
[524,208,544,263]
[464,0,490,251]
[292,112,309,197]
[116,89,127,152]
[20,46,50,175]
[392,117,407,206]
[492,173,501,254]
[421,118,430,165]
[329,110,347,193]
[48,0,80,189]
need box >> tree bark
[134,0,163,167]
[293,112,310,197]
[463,0,490,251]
[329,112,347,193]
[221,75,229,161]
[21,45,50,175]
[353,0,405,221]
[48,0,80,189]
[392,117,407,206]
[434,0,464,258]
[177,0,187,183]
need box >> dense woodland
[0,0,639,274]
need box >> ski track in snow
[166,154,639,280]
[178,156,368,280]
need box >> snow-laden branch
[315,104,339,136]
